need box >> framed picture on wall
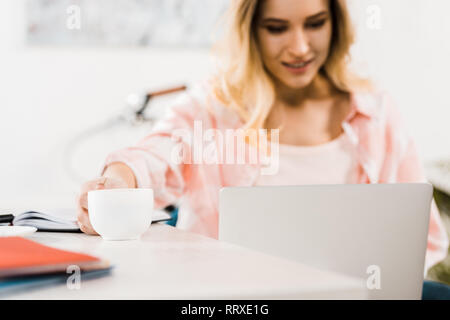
[26,0,229,47]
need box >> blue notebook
[0,267,113,297]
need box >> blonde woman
[77,0,448,287]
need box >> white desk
[5,224,368,299]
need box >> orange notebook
[0,237,109,278]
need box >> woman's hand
[76,176,129,235]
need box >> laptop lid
[219,183,433,299]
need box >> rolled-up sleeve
[101,92,201,209]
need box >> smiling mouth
[282,59,314,68]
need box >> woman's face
[255,0,333,90]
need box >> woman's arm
[78,82,213,235]
[99,86,208,209]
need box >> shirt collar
[345,91,379,122]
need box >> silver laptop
[219,184,433,299]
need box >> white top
[256,134,358,186]
[5,224,367,299]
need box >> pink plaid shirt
[104,79,449,272]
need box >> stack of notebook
[0,237,112,296]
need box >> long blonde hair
[211,0,370,131]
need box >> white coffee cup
[88,188,153,241]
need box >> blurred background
[0,0,449,220]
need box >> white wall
[0,0,212,210]
[0,0,449,211]
[349,0,450,159]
